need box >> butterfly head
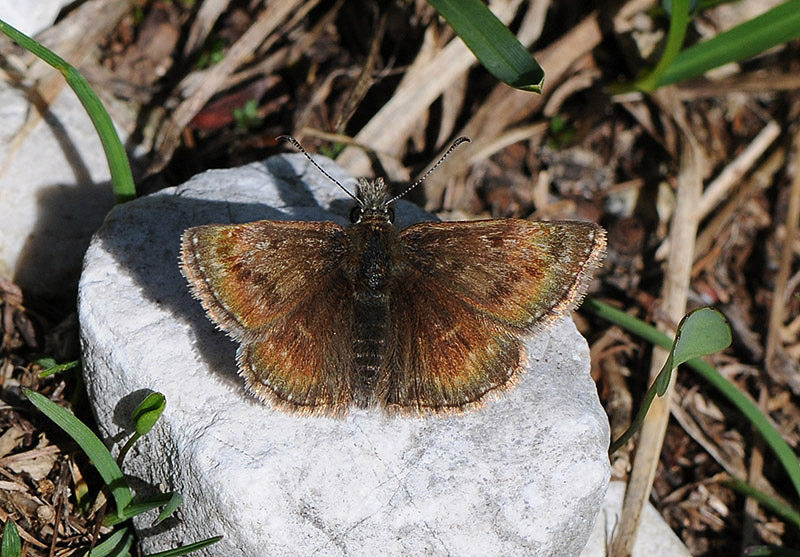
[278,135,471,227]
[352,177,394,224]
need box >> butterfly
[180,137,606,415]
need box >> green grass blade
[723,476,800,530]
[744,545,800,556]
[86,527,134,557]
[583,298,800,500]
[632,0,691,92]
[0,18,136,203]
[1,520,21,557]
[144,536,224,557]
[658,0,800,86]
[24,389,133,515]
[35,358,80,378]
[155,492,184,525]
[103,492,181,527]
[428,0,544,91]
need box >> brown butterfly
[180,137,606,415]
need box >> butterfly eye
[387,208,395,223]
[350,206,363,223]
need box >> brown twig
[612,90,704,557]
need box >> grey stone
[0,80,118,302]
[79,154,610,556]
[580,481,691,557]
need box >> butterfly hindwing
[181,220,356,410]
[381,270,523,411]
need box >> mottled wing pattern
[382,219,606,410]
[181,220,355,411]
[380,274,523,411]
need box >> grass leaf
[155,492,184,525]
[37,358,80,378]
[23,389,133,516]
[0,18,136,202]
[144,536,224,557]
[658,0,800,87]
[86,527,134,557]
[1,520,21,557]
[103,492,181,528]
[428,0,544,91]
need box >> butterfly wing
[181,220,355,412]
[381,219,605,411]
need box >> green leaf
[155,492,184,525]
[37,359,80,378]
[602,306,733,454]
[611,0,691,93]
[86,527,134,557]
[144,536,224,557]
[131,393,166,436]
[1,520,21,557]
[583,298,800,500]
[103,492,182,528]
[654,307,731,397]
[744,545,800,556]
[428,0,544,91]
[670,307,732,368]
[0,19,136,202]
[723,476,800,531]
[24,389,133,516]
[658,0,800,87]
[117,392,167,466]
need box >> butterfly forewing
[397,220,606,328]
[181,221,350,335]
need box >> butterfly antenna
[386,136,471,205]
[278,135,361,205]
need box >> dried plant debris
[1,0,799,554]
[1,280,103,555]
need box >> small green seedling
[609,306,731,454]
[23,389,221,556]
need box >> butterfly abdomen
[352,290,389,407]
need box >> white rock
[581,481,691,557]
[0,0,74,36]
[79,154,610,556]
[0,81,119,302]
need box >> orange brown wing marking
[381,219,606,412]
[381,271,522,411]
[181,220,356,412]
[397,219,606,329]
[180,220,350,338]
[239,271,355,412]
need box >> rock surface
[79,154,610,556]
[0,77,118,303]
[581,481,692,557]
